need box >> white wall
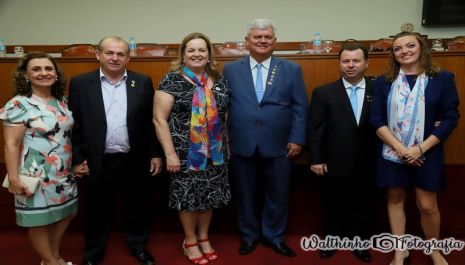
[0,0,464,45]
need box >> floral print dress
[0,95,77,227]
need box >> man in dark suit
[223,18,308,258]
[308,42,376,263]
[68,36,163,265]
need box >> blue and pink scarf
[382,69,427,163]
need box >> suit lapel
[336,77,357,121]
[359,77,373,127]
[335,79,358,126]
[261,56,280,103]
[88,70,107,125]
[126,71,136,121]
[240,56,257,102]
[338,77,373,127]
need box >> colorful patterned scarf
[382,69,427,163]
[184,66,224,171]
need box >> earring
[26,78,29,83]
[56,78,58,81]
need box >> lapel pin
[131,80,135,87]
[267,65,278,86]
[215,87,220,91]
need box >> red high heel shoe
[198,238,218,261]
[183,241,209,264]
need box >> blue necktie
[255,64,264,102]
[349,86,359,123]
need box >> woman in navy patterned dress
[153,33,230,264]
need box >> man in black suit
[68,36,163,265]
[308,42,376,263]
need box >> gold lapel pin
[131,80,135,87]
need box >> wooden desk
[1,52,464,164]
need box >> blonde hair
[171,32,219,81]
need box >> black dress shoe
[353,249,372,263]
[131,249,156,265]
[239,240,257,255]
[319,249,336,259]
[262,241,296,257]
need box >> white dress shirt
[249,56,271,92]
[342,77,366,124]
[100,69,130,153]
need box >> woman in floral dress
[0,52,77,265]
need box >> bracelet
[418,145,423,156]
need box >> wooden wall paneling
[0,52,464,164]
[127,59,172,87]
[0,61,19,163]
[5,45,68,54]
[0,61,17,105]
[59,60,100,85]
[433,53,465,164]
[291,55,341,98]
[3,40,458,55]
[363,55,390,77]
